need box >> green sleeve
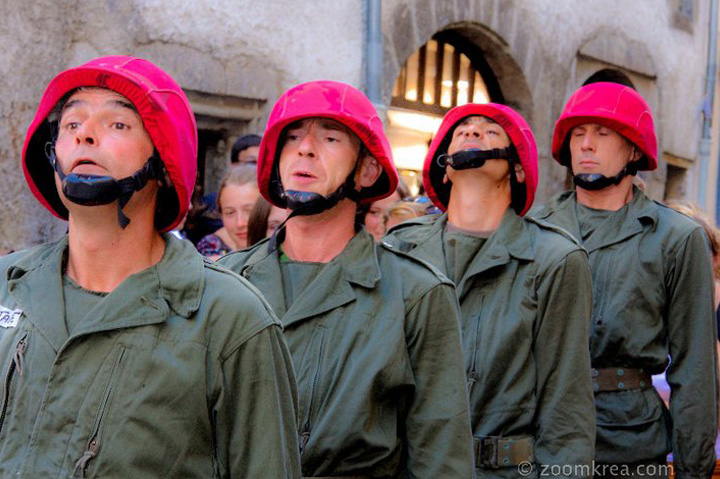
[534,248,595,477]
[665,228,718,479]
[404,282,474,478]
[212,324,301,479]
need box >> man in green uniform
[533,81,718,478]
[220,80,474,478]
[384,103,595,478]
[0,56,300,478]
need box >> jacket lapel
[7,235,205,352]
[455,211,532,299]
[7,240,69,352]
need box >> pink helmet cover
[22,55,198,232]
[552,82,657,171]
[423,103,539,216]
[258,80,399,208]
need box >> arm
[404,282,474,479]
[213,323,301,479]
[534,249,595,478]
[665,228,718,479]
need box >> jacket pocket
[595,388,671,463]
[73,346,127,478]
[0,334,27,435]
[298,327,327,457]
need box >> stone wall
[0,0,712,248]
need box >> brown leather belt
[592,367,652,393]
[474,435,534,469]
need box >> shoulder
[0,240,63,278]
[383,213,442,253]
[650,200,704,235]
[522,216,589,277]
[528,190,574,219]
[386,213,441,237]
[217,239,268,272]
[197,252,282,359]
[376,238,454,302]
[525,215,583,250]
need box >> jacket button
[591,369,599,377]
[617,369,624,376]
[618,382,625,389]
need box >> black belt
[474,435,535,469]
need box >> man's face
[55,88,154,181]
[447,115,511,156]
[446,115,513,183]
[278,118,361,197]
[238,146,259,164]
[569,123,637,178]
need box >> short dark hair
[582,68,636,90]
[231,134,262,163]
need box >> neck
[575,177,634,211]
[65,201,165,292]
[281,199,357,262]
[446,174,511,231]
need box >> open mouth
[72,159,99,170]
[293,170,316,179]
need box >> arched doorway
[387,30,503,196]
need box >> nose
[298,132,316,158]
[580,131,595,151]
[74,121,97,146]
[236,210,250,229]
[463,123,483,139]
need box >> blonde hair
[385,201,427,225]
[667,201,720,277]
[217,163,258,211]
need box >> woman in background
[197,163,259,260]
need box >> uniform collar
[5,234,204,351]
[386,210,533,299]
[390,210,533,262]
[534,186,657,252]
[240,229,381,327]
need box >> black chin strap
[572,162,638,191]
[267,155,364,253]
[437,147,516,170]
[47,141,161,228]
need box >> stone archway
[383,0,538,120]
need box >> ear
[630,146,642,163]
[356,154,382,188]
[514,163,526,184]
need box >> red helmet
[423,103,538,216]
[552,82,657,170]
[23,55,198,232]
[258,80,398,207]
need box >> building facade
[0,0,713,249]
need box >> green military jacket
[384,210,595,479]
[219,229,474,479]
[532,188,719,478]
[0,235,301,479]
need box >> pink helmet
[552,82,657,170]
[258,80,399,207]
[423,103,538,216]
[23,55,198,232]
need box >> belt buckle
[478,436,500,469]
